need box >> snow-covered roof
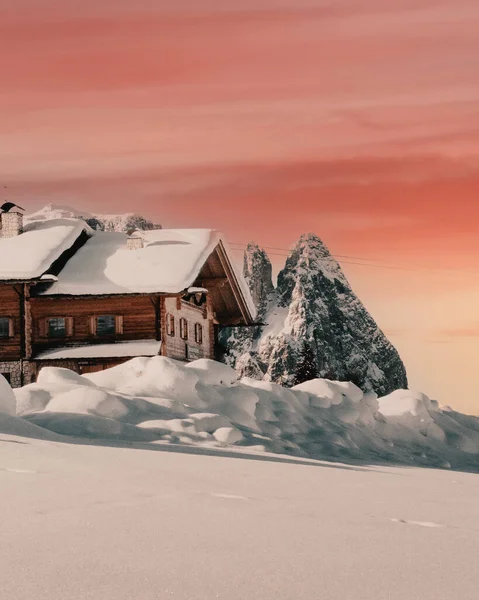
[0,219,90,281]
[39,228,255,316]
[35,340,162,360]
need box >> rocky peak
[222,233,408,396]
[243,242,274,318]
[277,233,349,306]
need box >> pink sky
[1,0,479,412]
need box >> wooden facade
[0,226,254,387]
[30,295,159,355]
[0,283,32,386]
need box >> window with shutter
[179,318,188,340]
[194,323,203,345]
[166,314,175,336]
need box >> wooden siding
[35,359,125,376]
[30,295,159,355]
[161,296,214,361]
[0,285,22,360]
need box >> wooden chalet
[0,211,255,387]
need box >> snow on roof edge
[218,238,257,321]
[35,340,162,360]
[0,218,92,281]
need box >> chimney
[126,232,144,250]
[0,211,24,238]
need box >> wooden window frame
[0,316,14,338]
[179,317,188,341]
[166,314,175,337]
[194,323,203,345]
[44,316,74,339]
[89,315,123,337]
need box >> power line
[228,242,479,278]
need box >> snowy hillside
[25,203,162,232]
[222,234,408,395]
[5,359,478,471]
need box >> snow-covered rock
[0,374,16,416]
[222,234,408,396]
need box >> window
[96,315,116,335]
[179,318,188,340]
[48,317,66,338]
[40,317,73,338]
[166,314,175,336]
[1,372,11,384]
[0,317,11,338]
[194,323,203,345]
[89,315,123,336]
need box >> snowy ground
[1,359,478,599]
[1,433,478,600]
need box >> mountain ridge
[25,203,162,232]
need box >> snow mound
[46,388,129,419]
[0,374,16,416]
[214,427,244,444]
[85,357,201,405]
[13,359,479,470]
[185,359,239,386]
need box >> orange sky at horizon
[1,0,479,412]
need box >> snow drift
[6,358,479,471]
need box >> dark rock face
[223,233,408,396]
[243,242,274,319]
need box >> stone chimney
[126,233,144,250]
[0,211,24,238]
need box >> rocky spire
[223,233,408,396]
[243,242,274,318]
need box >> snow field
[4,357,479,470]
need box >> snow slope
[1,427,478,600]
[10,357,479,471]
